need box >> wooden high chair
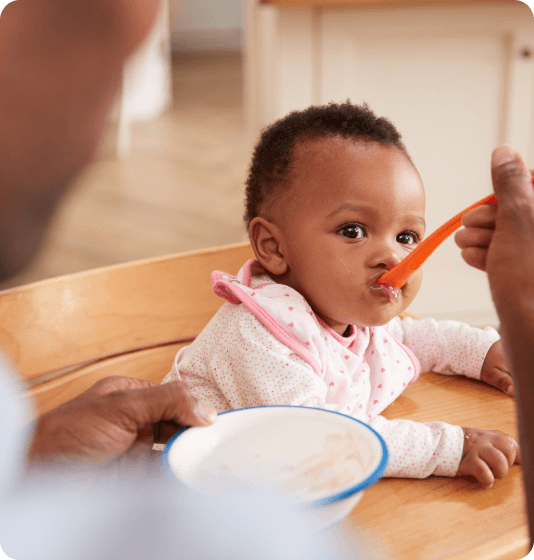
[0,242,254,416]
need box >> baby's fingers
[479,447,511,480]
[458,455,494,486]
[504,435,521,466]
[489,431,521,467]
[481,368,514,396]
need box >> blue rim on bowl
[161,405,388,508]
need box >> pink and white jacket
[163,260,500,479]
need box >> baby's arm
[369,415,463,478]
[392,317,513,395]
[389,316,500,381]
[370,416,520,484]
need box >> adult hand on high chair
[480,340,514,396]
[457,427,521,487]
[28,376,217,465]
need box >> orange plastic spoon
[377,176,534,291]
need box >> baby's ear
[248,217,288,276]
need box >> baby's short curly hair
[244,101,411,229]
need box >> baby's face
[276,138,425,334]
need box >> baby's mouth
[370,276,401,303]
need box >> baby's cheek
[403,270,423,306]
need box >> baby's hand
[480,340,514,396]
[457,427,520,487]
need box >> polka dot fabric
[162,260,500,479]
[387,316,500,380]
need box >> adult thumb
[491,145,533,206]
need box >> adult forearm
[496,299,534,545]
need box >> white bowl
[162,405,388,531]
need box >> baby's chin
[317,293,415,331]
[348,305,408,328]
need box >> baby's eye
[338,225,365,239]
[397,232,418,245]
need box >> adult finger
[461,204,497,229]
[455,227,493,249]
[459,247,487,272]
[491,145,533,206]
[84,376,158,397]
[111,381,217,433]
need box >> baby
[163,102,520,485]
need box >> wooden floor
[0,51,250,290]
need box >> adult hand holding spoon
[376,166,534,294]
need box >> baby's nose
[371,244,402,269]
[385,252,402,269]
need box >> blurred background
[3,0,533,329]
[0,0,248,291]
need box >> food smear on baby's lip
[370,281,400,303]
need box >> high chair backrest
[0,242,255,416]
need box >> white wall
[170,0,242,51]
